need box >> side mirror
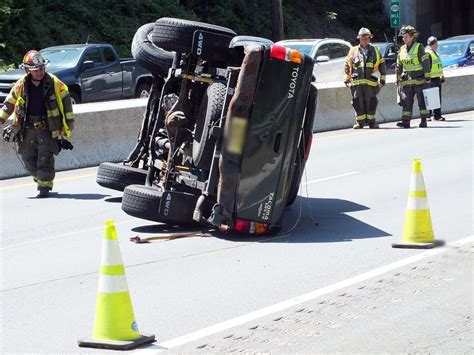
[82,60,94,70]
[315,55,330,62]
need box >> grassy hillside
[0,0,389,68]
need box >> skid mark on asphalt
[133,236,473,353]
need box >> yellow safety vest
[426,49,444,78]
[0,73,73,138]
[399,43,423,72]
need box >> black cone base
[78,333,155,350]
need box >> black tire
[193,82,226,169]
[96,162,147,192]
[69,90,80,105]
[151,17,236,54]
[135,82,151,98]
[131,22,174,77]
[122,184,164,222]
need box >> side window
[83,48,103,67]
[315,44,330,58]
[328,43,348,59]
[103,47,117,64]
[469,41,474,55]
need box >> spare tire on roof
[132,22,174,77]
[151,17,236,54]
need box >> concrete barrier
[0,99,147,179]
[1,68,473,180]
[314,66,474,132]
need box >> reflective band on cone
[392,159,444,249]
[78,220,155,350]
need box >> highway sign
[390,0,400,28]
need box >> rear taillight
[234,218,251,233]
[269,45,287,60]
[234,218,269,234]
[270,45,303,64]
[289,49,303,64]
[304,135,313,160]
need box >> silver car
[276,38,351,83]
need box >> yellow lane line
[314,130,377,140]
[0,173,97,191]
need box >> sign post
[390,0,400,28]
[390,0,400,46]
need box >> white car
[276,38,351,83]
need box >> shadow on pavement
[46,192,110,200]
[128,197,390,244]
[132,224,204,234]
[104,196,122,203]
[221,196,391,243]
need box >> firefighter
[396,25,431,128]
[426,36,445,121]
[0,50,75,197]
[344,27,386,129]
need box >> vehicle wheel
[151,17,236,54]
[96,162,147,192]
[131,22,174,77]
[69,90,80,105]
[122,184,164,222]
[135,83,151,98]
[193,82,226,170]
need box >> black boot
[419,119,428,128]
[37,187,50,198]
[396,120,410,128]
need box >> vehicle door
[79,48,108,102]
[327,42,350,82]
[313,43,332,82]
[101,46,123,99]
[466,41,474,66]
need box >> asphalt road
[1,111,473,354]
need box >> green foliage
[0,0,389,66]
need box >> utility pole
[271,0,284,42]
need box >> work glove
[344,80,351,87]
[441,76,445,83]
[62,139,74,150]
[380,79,386,87]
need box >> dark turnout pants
[401,83,430,123]
[430,78,442,119]
[350,84,379,125]
[18,126,59,190]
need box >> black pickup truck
[0,44,152,104]
[96,18,317,235]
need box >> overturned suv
[96,18,317,235]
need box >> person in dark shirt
[0,50,75,197]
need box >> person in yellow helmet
[344,27,386,129]
[395,25,431,128]
[0,50,75,197]
[426,36,445,121]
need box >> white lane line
[303,171,360,186]
[135,235,474,353]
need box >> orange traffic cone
[78,220,155,350]
[392,159,444,249]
